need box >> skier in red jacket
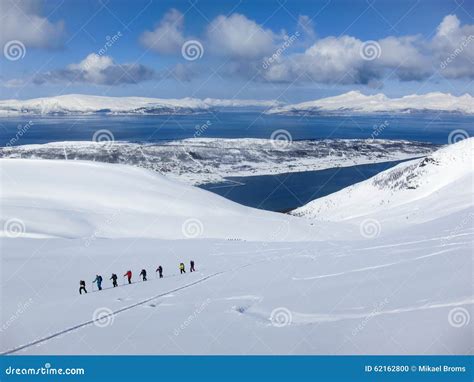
[124,270,132,284]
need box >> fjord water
[200,160,410,212]
[1,112,473,146]
[1,112,472,212]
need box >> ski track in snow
[1,254,285,356]
[292,247,458,281]
[250,298,474,325]
[0,272,223,355]
[351,232,474,252]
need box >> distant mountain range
[0,94,283,116]
[0,91,472,116]
[267,91,474,115]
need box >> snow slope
[267,91,474,115]
[0,142,472,355]
[0,159,328,241]
[0,94,281,116]
[292,138,474,232]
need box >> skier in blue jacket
[93,275,103,290]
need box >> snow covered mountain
[0,139,438,185]
[1,91,471,116]
[292,138,473,230]
[0,94,282,116]
[267,91,474,115]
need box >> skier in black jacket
[110,273,118,287]
[79,280,87,295]
[139,269,147,281]
[156,266,163,278]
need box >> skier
[79,280,87,295]
[124,270,132,284]
[110,273,118,287]
[93,274,103,291]
[139,269,147,281]
[190,260,195,272]
[156,265,163,279]
[179,262,186,274]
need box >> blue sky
[1,0,473,101]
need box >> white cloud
[433,15,474,79]
[33,53,155,85]
[436,14,461,38]
[139,9,186,54]
[206,13,277,59]
[260,14,474,85]
[0,0,65,48]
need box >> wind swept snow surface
[0,142,472,355]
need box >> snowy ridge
[0,138,438,185]
[0,94,281,116]
[292,138,474,227]
[267,91,474,115]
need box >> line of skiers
[79,260,196,294]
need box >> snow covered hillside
[267,91,474,115]
[0,94,281,116]
[292,138,474,232]
[0,159,327,241]
[0,139,437,185]
[0,141,471,355]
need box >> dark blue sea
[1,112,471,211]
[1,112,472,146]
